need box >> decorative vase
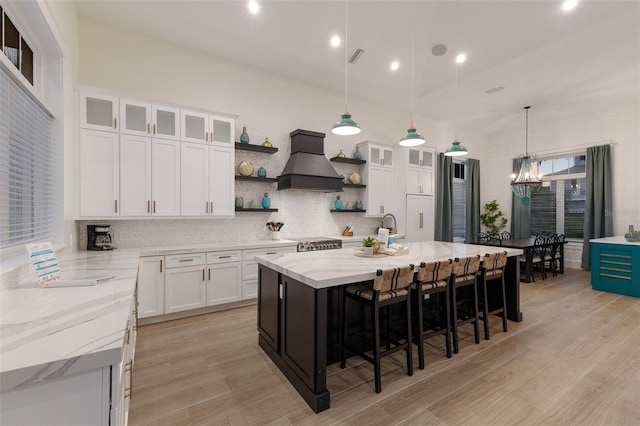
[353,146,362,160]
[238,160,254,176]
[334,195,343,210]
[349,172,361,184]
[262,192,271,209]
[257,166,267,178]
[340,174,345,183]
[355,200,363,210]
[235,196,244,209]
[363,246,374,257]
[337,149,346,158]
[261,137,272,147]
[240,126,250,144]
[249,199,255,209]
[345,202,351,210]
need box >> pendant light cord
[525,106,530,155]
[454,0,460,140]
[344,0,349,114]
[410,11,415,127]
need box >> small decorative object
[235,196,244,209]
[334,195,343,210]
[345,202,351,210]
[625,225,640,242]
[353,146,362,160]
[238,160,254,176]
[240,126,250,144]
[355,200,363,210]
[480,200,508,236]
[249,199,255,209]
[349,172,361,184]
[257,166,267,178]
[363,236,376,257]
[337,149,346,158]
[262,192,271,209]
[261,137,272,147]
[340,174,345,183]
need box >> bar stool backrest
[418,259,453,283]
[483,251,508,271]
[452,255,481,282]
[373,265,415,292]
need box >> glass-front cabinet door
[81,92,119,133]
[210,115,234,146]
[181,110,209,143]
[152,105,180,140]
[120,99,151,137]
[369,145,393,167]
[408,147,433,167]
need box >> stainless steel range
[295,237,342,252]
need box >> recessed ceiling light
[248,1,260,14]
[330,35,341,48]
[456,53,466,64]
[432,44,447,56]
[390,61,399,71]
[562,0,578,11]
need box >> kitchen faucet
[381,213,397,234]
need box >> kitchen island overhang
[256,242,524,413]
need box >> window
[0,63,61,249]
[530,155,586,239]
[452,160,467,240]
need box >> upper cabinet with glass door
[407,147,434,169]
[357,141,393,168]
[181,109,235,146]
[81,92,119,133]
[2,8,34,85]
[120,99,180,140]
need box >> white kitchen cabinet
[358,141,393,168]
[181,110,235,146]
[81,92,119,133]
[400,146,435,195]
[137,256,165,318]
[152,105,180,140]
[405,195,435,242]
[242,246,296,299]
[165,256,206,313]
[364,165,394,217]
[120,134,152,216]
[80,129,120,217]
[120,99,151,137]
[152,139,181,216]
[406,167,434,196]
[207,262,242,306]
[180,142,234,217]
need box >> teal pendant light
[511,106,542,204]
[444,140,468,156]
[332,0,361,136]
[399,10,425,147]
[444,1,468,157]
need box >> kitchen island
[255,241,524,413]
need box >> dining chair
[412,259,453,370]
[340,264,415,393]
[520,235,548,281]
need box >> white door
[406,195,434,242]
[80,92,119,132]
[209,115,234,146]
[181,110,209,143]
[206,262,242,306]
[137,256,164,318]
[152,105,180,140]
[120,134,152,216]
[151,139,181,216]
[209,147,234,217]
[180,142,209,216]
[366,166,394,217]
[79,129,120,217]
[120,99,151,137]
[165,266,206,313]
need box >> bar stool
[340,265,415,393]
[479,251,508,340]
[412,259,453,370]
[451,255,481,354]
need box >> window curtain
[511,158,531,238]
[581,145,613,270]
[435,153,453,241]
[465,159,480,244]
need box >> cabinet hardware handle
[153,200,156,213]
[147,123,150,133]
[266,251,276,255]
[179,258,194,262]
[202,269,205,281]
[147,200,150,213]
[206,131,209,142]
[115,200,118,213]
[219,255,231,259]
[279,283,283,300]
[160,259,163,272]
[208,268,211,280]
[124,388,131,399]
[210,202,213,213]
[114,117,117,129]
[420,185,423,193]
[153,123,156,134]
[420,212,424,229]
[206,202,209,213]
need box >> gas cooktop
[294,237,342,252]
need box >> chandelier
[511,106,542,205]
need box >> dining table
[498,237,566,283]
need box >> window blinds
[0,66,61,249]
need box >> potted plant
[480,200,508,236]
[363,236,376,257]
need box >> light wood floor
[129,269,640,425]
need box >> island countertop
[0,249,139,391]
[256,241,523,289]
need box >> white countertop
[590,236,640,246]
[0,250,139,392]
[134,239,298,256]
[256,241,524,289]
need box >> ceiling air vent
[485,86,505,94]
[348,48,365,64]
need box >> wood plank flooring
[129,269,640,425]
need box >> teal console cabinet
[591,237,640,297]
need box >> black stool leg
[373,300,382,393]
[415,288,425,370]
[472,278,480,344]
[444,284,452,358]
[501,275,508,332]
[451,282,459,354]
[481,273,490,340]
[406,293,413,376]
[340,289,347,369]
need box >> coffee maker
[87,224,115,250]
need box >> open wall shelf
[330,157,366,165]
[236,208,278,212]
[235,143,278,154]
[330,209,366,213]
[235,176,278,182]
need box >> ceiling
[75,0,640,136]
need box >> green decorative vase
[240,126,250,144]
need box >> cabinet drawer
[242,246,296,262]
[165,253,206,268]
[243,261,258,281]
[207,250,242,264]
